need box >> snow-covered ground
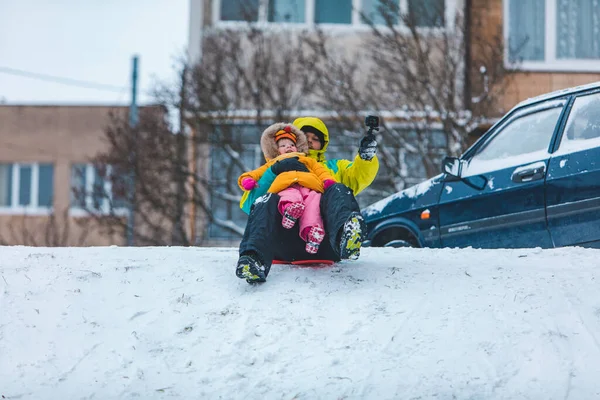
[2,246,600,399]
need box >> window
[408,0,445,27]
[216,0,449,28]
[0,165,11,207]
[38,164,54,208]
[556,0,600,60]
[71,164,129,215]
[207,124,265,240]
[559,92,600,151]
[208,145,260,239]
[406,129,448,148]
[508,0,546,62]
[0,163,53,212]
[315,0,352,24]
[325,145,355,162]
[212,124,265,145]
[220,0,259,22]
[269,0,306,22]
[404,152,427,179]
[464,104,564,176]
[209,121,266,219]
[361,0,397,24]
[506,0,600,71]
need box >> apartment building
[0,105,141,246]
[471,0,600,112]
[188,0,459,62]
[187,0,464,243]
[188,0,600,244]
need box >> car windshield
[463,103,564,176]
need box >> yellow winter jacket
[238,152,334,194]
[292,117,379,195]
[239,118,379,214]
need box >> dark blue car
[362,81,600,249]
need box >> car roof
[461,81,600,160]
[516,80,600,109]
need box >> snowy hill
[2,246,600,399]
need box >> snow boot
[282,202,305,229]
[236,254,267,283]
[305,225,325,254]
[339,212,365,260]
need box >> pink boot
[282,202,305,229]
[305,226,325,254]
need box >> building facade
[471,0,600,113]
[187,0,600,244]
[187,0,461,243]
[0,105,135,246]
[188,0,600,115]
[188,0,461,63]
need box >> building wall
[190,0,464,67]
[503,73,600,112]
[188,0,469,244]
[0,105,129,246]
[190,0,600,121]
[471,0,600,113]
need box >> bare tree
[182,27,325,242]
[88,2,512,244]
[0,208,92,246]
[88,27,324,245]
[78,105,193,246]
[302,0,511,197]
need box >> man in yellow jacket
[236,116,379,283]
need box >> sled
[272,259,335,268]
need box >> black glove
[271,157,309,175]
[358,133,377,160]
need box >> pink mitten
[241,177,257,191]
[323,179,336,190]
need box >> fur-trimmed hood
[260,122,309,161]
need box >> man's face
[305,132,322,150]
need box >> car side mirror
[442,156,461,178]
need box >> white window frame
[504,0,600,72]
[213,0,457,33]
[70,164,128,217]
[0,163,53,215]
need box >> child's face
[277,138,297,154]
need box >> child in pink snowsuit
[277,138,328,253]
[239,123,336,254]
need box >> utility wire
[0,65,128,93]
[0,68,155,158]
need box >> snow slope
[2,246,600,399]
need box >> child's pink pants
[278,184,323,240]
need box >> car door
[438,100,568,248]
[546,91,600,247]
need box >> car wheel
[383,239,414,248]
[372,227,421,248]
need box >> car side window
[558,92,600,152]
[463,105,564,176]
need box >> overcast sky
[0,0,189,105]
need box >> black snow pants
[238,183,360,273]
